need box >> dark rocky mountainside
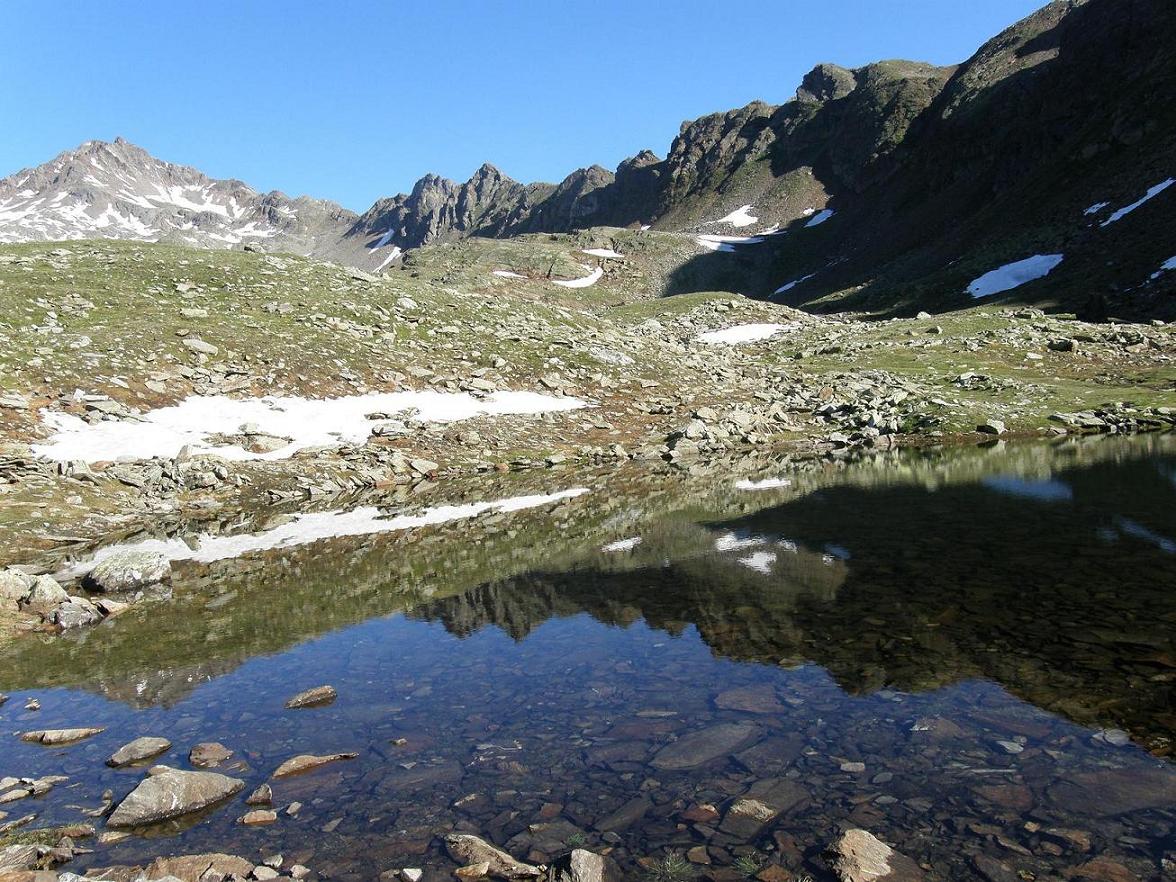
[0,138,356,256]
[348,0,1175,317]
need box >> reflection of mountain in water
[414,455,1176,753]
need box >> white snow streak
[696,323,795,345]
[552,267,604,288]
[601,536,643,553]
[1100,178,1175,227]
[966,254,1064,299]
[804,209,834,227]
[712,205,758,228]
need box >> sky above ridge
[0,0,1043,212]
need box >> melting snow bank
[966,254,1064,299]
[696,234,765,253]
[696,323,796,345]
[711,205,758,228]
[32,390,588,463]
[1150,256,1176,280]
[374,246,402,271]
[582,248,624,259]
[1100,178,1174,227]
[804,209,834,227]
[492,269,526,278]
[63,488,590,573]
[552,267,603,288]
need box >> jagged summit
[0,138,355,254]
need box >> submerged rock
[272,752,358,778]
[189,742,233,768]
[139,852,255,882]
[107,766,244,827]
[84,550,171,593]
[650,721,760,770]
[546,849,622,882]
[284,685,338,708]
[444,833,542,879]
[107,736,171,767]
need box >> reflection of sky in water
[981,475,1074,501]
[1158,462,1176,488]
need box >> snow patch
[696,234,765,253]
[375,246,402,272]
[697,323,795,345]
[1083,201,1109,216]
[1100,178,1175,226]
[715,532,766,552]
[582,248,624,259]
[804,209,834,228]
[1150,255,1176,280]
[712,205,758,228]
[64,488,590,571]
[966,254,1064,299]
[492,270,526,279]
[552,267,603,288]
[33,390,588,463]
[774,273,815,294]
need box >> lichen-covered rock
[20,575,68,615]
[444,834,542,879]
[107,736,172,767]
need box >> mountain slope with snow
[0,138,356,255]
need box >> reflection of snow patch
[735,477,791,491]
[602,536,642,553]
[715,532,766,552]
[966,254,1064,298]
[804,209,834,227]
[712,205,758,228]
[697,323,795,345]
[373,228,396,249]
[739,551,777,573]
[33,390,588,463]
[553,267,603,288]
[64,489,590,572]
[1100,178,1174,226]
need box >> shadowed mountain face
[412,453,1176,754]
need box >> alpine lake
[2,435,1174,881]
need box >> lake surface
[2,438,1174,881]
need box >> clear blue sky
[0,0,1043,212]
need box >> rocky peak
[796,63,858,103]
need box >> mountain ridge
[2,0,1173,318]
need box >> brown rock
[714,685,786,714]
[444,834,541,879]
[189,742,233,768]
[140,853,254,882]
[241,810,278,826]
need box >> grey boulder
[107,765,244,827]
[84,550,171,594]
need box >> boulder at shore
[107,766,244,827]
